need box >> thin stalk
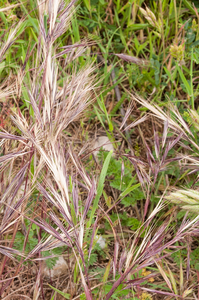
[190,48,194,109]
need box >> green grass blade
[110,93,127,115]
[88,151,113,227]
[190,48,194,109]
[50,294,55,300]
[128,24,149,30]
[48,284,70,299]
[93,105,106,129]
[119,183,141,198]
[182,0,196,15]
[0,12,8,29]
[176,64,192,95]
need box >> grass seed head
[139,6,162,33]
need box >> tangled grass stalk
[0,0,95,297]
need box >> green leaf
[20,2,39,33]
[119,183,141,198]
[127,23,149,30]
[50,294,55,300]
[88,151,113,227]
[48,284,70,299]
[0,62,5,76]
[31,223,39,231]
[110,93,127,115]
[121,187,144,207]
[103,260,111,282]
[127,217,142,230]
[176,64,192,96]
[93,105,105,129]
[194,262,199,271]
[44,14,48,35]
[0,12,8,28]
[43,251,59,269]
[89,252,98,266]
[182,0,196,15]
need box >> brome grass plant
[1,0,199,299]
